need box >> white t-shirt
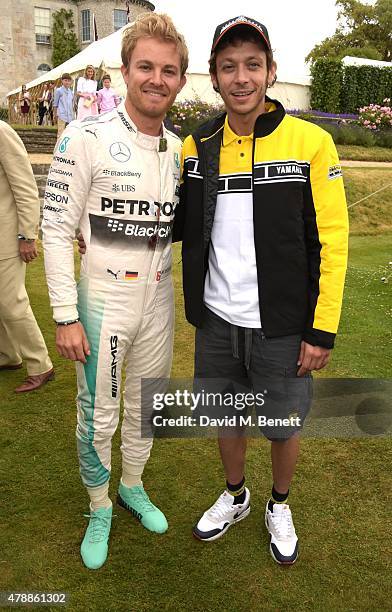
[204,118,261,328]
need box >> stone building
[0,0,154,105]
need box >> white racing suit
[42,102,181,489]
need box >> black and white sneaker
[265,502,299,564]
[193,489,250,542]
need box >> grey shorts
[194,308,313,440]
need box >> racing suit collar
[116,101,163,151]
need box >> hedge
[310,59,392,114]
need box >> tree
[306,0,392,64]
[52,9,80,68]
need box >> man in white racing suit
[42,13,187,570]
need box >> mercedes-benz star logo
[109,142,131,163]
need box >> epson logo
[45,192,69,205]
[110,335,118,398]
[47,179,69,192]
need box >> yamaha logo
[109,142,131,163]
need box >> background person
[0,121,54,392]
[53,73,74,138]
[19,85,30,125]
[38,83,51,126]
[47,82,55,126]
[96,74,120,114]
[76,65,98,120]
[174,16,349,565]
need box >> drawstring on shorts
[230,324,253,370]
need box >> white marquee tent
[7,25,221,106]
[7,24,311,111]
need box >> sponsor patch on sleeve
[328,164,342,180]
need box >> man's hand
[76,231,87,255]
[56,322,90,363]
[19,239,38,263]
[297,341,330,377]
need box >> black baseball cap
[211,15,271,54]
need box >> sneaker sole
[193,505,251,542]
[264,514,298,565]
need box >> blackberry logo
[107,219,124,232]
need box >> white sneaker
[193,489,250,542]
[265,502,299,564]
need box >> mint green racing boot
[80,505,112,570]
[117,483,168,534]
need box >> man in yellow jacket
[0,121,54,392]
[174,16,349,564]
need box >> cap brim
[212,22,271,52]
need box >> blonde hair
[121,13,188,76]
[84,65,96,79]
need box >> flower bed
[168,98,223,138]
[288,109,358,121]
[358,99,392,131]
[167,98,391,148]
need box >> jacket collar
[194,96,285,144]
[254,96,285,137]
[116,101,165,151]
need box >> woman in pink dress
[76,65,98,120]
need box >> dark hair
[61,73,72,80]
[209,26,274,76]
[102,74,111,81]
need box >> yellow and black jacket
[173,98,349,349]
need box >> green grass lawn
[343,167,392,235]
[1,192,391,609]
[337,144,392,162]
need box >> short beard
[214,75,269,112]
